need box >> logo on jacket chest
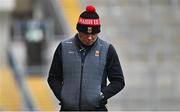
[95,50,100,56]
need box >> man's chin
[86,43,93,46]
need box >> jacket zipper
[79,50,86,110]
[79,62,84,110]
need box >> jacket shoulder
[62,37,74,44]
[98,38,110,47]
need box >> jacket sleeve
[47,43,63,102]
[102,44,125,100]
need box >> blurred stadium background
[0,0,180,111]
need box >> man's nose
[87,35,93,41]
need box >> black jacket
[48,34,125,110]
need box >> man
[47,5,125,111]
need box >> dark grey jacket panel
[61,38,81,110]
[61,38,109,110]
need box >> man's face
[78,32,98,46]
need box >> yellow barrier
[0,67,57,111]
[60,0,81,33]
[0,67,21,111]
[26,76,57,111]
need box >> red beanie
[76,5,101,34]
